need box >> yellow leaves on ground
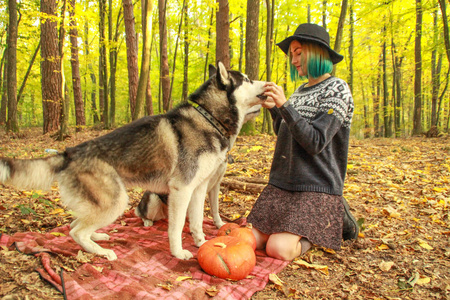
[292,259,329,276]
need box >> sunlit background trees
[0,0,448,138]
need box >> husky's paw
[173,249,194,260]
[91,232,110,241]
[99,249,118,261]
[193,235,206,247]
[143,219,154,227]
[214,219,226,229]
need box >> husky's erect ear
[208,64,216,78]
[216,61,230,88]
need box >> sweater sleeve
[268,106,283,135]
[277,80,353,156]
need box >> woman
[247,23,359,261]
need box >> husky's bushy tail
[0,155,66,190]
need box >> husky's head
[188,61,266,136]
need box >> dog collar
[188,100,230,138]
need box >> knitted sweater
[268,76,354,196]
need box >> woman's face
[290,40,306,77]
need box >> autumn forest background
[0,0,449,138]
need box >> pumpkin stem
[214,242,227,249]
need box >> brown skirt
[247,184,344,250]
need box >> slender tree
[181,3,189,102]
[41,0,62,134]
[69,0,85,132]
[0,50,7,125]
[99,0,108,128]
[241,0,260,135]
[332,0,348,76]
[84,16,99,124]
[216,0,230,68]
[203,7,214,82]
[123,0,139,117]
[134,0,153,120]
[6,0,18,132]
[431,3,442,127]
[58,0,69,140]
[412,0,423,135]
[168,0,187,104]
[17,41,40,105]
[159,0,171,112]
[262,0,274,135]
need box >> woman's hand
[263,82,287,108]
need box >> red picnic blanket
[0,212,288,299]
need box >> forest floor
[0,127,449,300]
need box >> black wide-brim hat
[276,23,344,64]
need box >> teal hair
[288,42,333,81]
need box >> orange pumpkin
[217,223,240,236]
[218,223,257,251]
[198,236,256,280]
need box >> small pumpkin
[218,223,257,251]
[198,236,256,280]
[217,223,240,236]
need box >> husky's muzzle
[257,94,268,100]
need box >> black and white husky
[0,62,267,261]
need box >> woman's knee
[266,233,302,261]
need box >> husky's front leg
[168,187,194,260]
[208,162,227,229]
[188,183,209,246]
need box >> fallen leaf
[49,232,66,237]
[379,261,394,272]
[157,282,173,291]
[417,239,433,250]
[269,273,284,286]
[293,259,329,275]
[205,286,219,297]
[175,276,192,281]
[417,277,431,285]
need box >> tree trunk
[168,0,187,105]
[262,0,274,135]
[134,0,153,120]
[108,0,116,126]
[0,50,7,125]
[159,0,171,112]
[241,0,259,135]
[68,0,85,132]
[123,0,139,117]
[437,0,450,128]
[182,3,189,102]
[7,0,18,132]
[203,7,214,82]
[382,26,392,137]
[58,0,68,140]
[216,0,230,69]
[332,0,348,76]
[17,41,40,105]
[146,23,155,116]
[322,0,327,29]
[431,3,441,127]
[348,0,354,93]
[99,0,109,128]
[412,0,423,136]
[41,0,62,134]
[84,17,99,124]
